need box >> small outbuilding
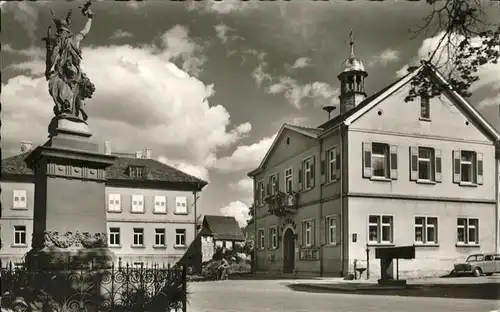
[199,215,246,262]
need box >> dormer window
[128,166,145,178]
[420,95,430,120]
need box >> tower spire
[349,29,355,57]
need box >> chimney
[144,148,152,159]
[20,141,33,153]
[104,141,112,155]
[136,150,143,159]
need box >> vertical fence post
[182,264,187,312]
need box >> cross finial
[349,29,355,57]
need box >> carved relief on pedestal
[46,163,106,181]
[44,230,108,249]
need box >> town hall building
[248,39,500,279]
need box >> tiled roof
[201,215,246,241]
[1,152,208,186]
[285,124,324,136]
[317,75,408,130]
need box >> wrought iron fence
[0,261,187,312]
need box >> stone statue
[43,1,95,125]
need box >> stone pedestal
[24,118,116,269]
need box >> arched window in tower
[348,76,354,91]
[356,75,362,92]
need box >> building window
[303,158,314,189]
[133,228,144,247]
[258,229,265,250]
[457,217,479,245]
[414,217,438,244]
[420,95,430,119]
[270,174,278,195]
[175,229,186,246]
[303,220,312,246]
[461,151,475,183]
[257,181,264,206]
[108,194,121,212]
[371,143,389,178]
[327,216,337,245]
[284,168,293,193]
[270,226,277,249]
[14,225,27,246]
[154,196,167,213]
[418,147,434,181]
[328,148,337,182]
[155,228,166,247]
[12,190,27,209]
[175,197,188,214]
[109,227,120,247]
[131,195,144,213]
[129,166,145,178]
[368,215,393,244]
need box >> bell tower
[337,30,368,115]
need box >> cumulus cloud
[247,50,338,109]
[187,0,258,14]
[214,23,230,43]
[110,29,134,39]
[219,201,251,228]
[267,78,340,109]
[369,48,400,67]
[157,156,210,182]
[291,57,312,69]
[211,135,276,173]
[2,2,39,42]
[229,177,253,193]
[159,25,207,77]
[2,26,251,181]
[397,31,500,107]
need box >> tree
[246,204,255,226]
[405,0,499,102]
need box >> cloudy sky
[2,1,499,227]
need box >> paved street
[188,279,500,312]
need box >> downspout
[253,177,258,274]
[319,138,324,277]
[339,124,345,277]
[496,156,499,253]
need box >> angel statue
[43,0,95,124]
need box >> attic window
[286,137,290,145]
[128,166,145,178]
[420,95,430,120]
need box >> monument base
[25,247,115,270]
[48,115,92,139]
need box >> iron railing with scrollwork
[0,261,187,312]
[265,191,299,217]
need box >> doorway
[283,228,295,273]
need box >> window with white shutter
[175,196,188,214]
[154,196,167,213]
[409,146,441,183]
[131,194,144,213]
[12,190,27,209]
[452,150,481,185]
[108,194,121,212]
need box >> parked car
[452,253,500,277]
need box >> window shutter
[410,146,418,181]
[311,219,316,246]
[362,142,372,178]
[476,152,483,185]
[390,145,398,180]
[277,229,281,249]
[435,149,442,183]
[319,217,326,246]
[311,156,316,188]
[266,182,270,196]
[453,150,461,183]
[276,173,280,192]
[268,228,272,249]
[320,158,326,185]
[299,222,303,247]
[298,168,303,191]
[336,214,341,246]
[336,150,341,180]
